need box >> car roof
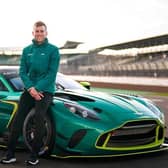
[0,65,19,69]
[0,65,19,75]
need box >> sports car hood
[60,89,160,124]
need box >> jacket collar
[32,38,48,47]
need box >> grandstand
[60,34,168,77]
[0,47,22,65]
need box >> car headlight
[145,100,165,123]
[64,102,100,120]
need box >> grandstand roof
[60,41,83,49]
[96,34,168,50]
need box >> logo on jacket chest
[27,53,45,56]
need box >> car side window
[0,80,8,91]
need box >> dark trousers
[7,90,53,157]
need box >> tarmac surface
[0,95,168,168]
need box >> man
[0,21,60,165]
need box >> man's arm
[19,49,34,90]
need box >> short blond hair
[34,21,47,30]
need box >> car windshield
[56,73,87,90]
[6,71,87,91]
[10,77,24,91]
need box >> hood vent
[55,92,95,102]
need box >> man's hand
[28,87,44,100]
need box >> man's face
[32,25,48,44]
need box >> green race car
[0,65,168,158]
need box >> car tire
[23,108,55,156]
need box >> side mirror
[80,81,91,90]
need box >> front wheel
[23,108,55,156]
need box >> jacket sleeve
[35,48,60,92]
[19,49,34,90]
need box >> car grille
[96,120,164,148]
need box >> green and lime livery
[0,66,168,158]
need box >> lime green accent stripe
[0,144,23,149]
[103,133,111,147]
[1,100,18,128]
[50,143,168,158]
[0,144,7,148]
[95,119,164,151]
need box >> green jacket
[19,38,60,94]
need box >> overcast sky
[0,0,167,49]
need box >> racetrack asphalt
[0,147,168,168]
